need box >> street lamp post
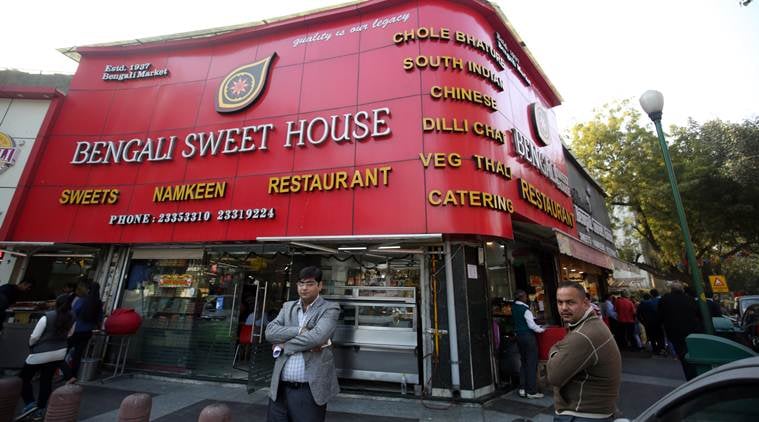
[639,90,714,335]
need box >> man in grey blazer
[265,266,340,422]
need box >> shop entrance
[120,247,290,381]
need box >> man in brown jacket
[546,281,621,422]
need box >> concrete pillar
[117,393,152,422]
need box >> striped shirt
[280,299,315,382]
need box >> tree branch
[719,242,751,261]
[636,205,662,253]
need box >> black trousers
[670,336,698,380]
[620,322,636,349]
[643,323,665,353]
[516,332,539,394]
[267,382,326,422]
[20,360,72,408]
[67,331,93,377]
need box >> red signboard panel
[4,0,576,244]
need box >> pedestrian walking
[616,291,637,350]
[512,290,545,398]
[265,266,340,422]
[637,290,665,354]
[545,281,621,422]
[17,294,76,420]
[658,282,702,380]
[600,294,616,326]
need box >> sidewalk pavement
[19,350,687,421]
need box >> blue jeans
[553,414,614,422]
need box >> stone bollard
[43,384,82,422]
[197,403,232,422]
[117,393,152,422]
[0,377,22,422]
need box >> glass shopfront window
[121,247,290,379]
[10,254,98,324]
[0,252,99,369]
[559,255,607,302]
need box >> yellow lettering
[365,167,378,187]
[289,175,301,193]
[311,174,323,191]
[336,172,348,189]
[482,192,493,209]
[469,191,481,207]
[350,170,365,188]
[108,190,120,204]
[280,177,290,193]
[59,190,70,204]
[268,177,280,194]
[428,190,442,206]
[441,190,455,206]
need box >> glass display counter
[323,285,419,384]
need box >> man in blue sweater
[513,290,545,398]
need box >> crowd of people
[600,282,721,381]
[4,279,104,421]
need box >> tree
[569,101,759,291]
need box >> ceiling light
[378,245,401,249]
[338,246,367,251]
[290,242,338,254]
[369,248,424,254]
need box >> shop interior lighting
[486,241,494,246]
[0,249,27,257]
[369,248,424,254]
[289,242,338,254]
[258,233,442,242]
[338,246,368,251]
[377,245,401,249]
[33,253,95,258]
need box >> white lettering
[71,142,91,164]
[222,128,241,154]
[182,133,198,158]
[284,120,307,148]
[307,117,329,145]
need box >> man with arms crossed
[546,281,621,422]
[265,266,340,422]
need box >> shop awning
[0,242,99,257]
[554,230,614,270]
[612,257,638,273]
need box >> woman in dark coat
[18,295,75,419]
[67,280,103,377]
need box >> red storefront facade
[2,0,585,398]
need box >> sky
[2,0,758,134]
